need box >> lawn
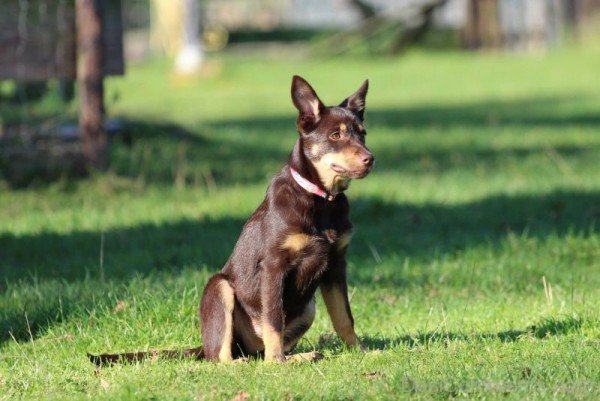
[1,46,600,400]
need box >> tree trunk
[463,0,480,49]
[463,0,501,50]
[76,0,107,170]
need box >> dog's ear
[339,79,368,120]
[292,75,324,133]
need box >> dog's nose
[362,154,374,166]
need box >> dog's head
[291,75,374,193]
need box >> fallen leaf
[382,294,397,306]
[114,300,127,314]
[230,391,249,401]
[363,371,385,380]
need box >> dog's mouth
[330,163,372,179]
[330,163,347,174]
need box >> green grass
[1,46,600,400]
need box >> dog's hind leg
[200,274,236,362]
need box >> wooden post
[463,0,481,49]
[463,0,502,50]
[76,0,107,170]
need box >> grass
[1,45,600,400]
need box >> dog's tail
[87,346,204,366]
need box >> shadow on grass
[203,95,600,132]
[0,119,287,188]
[1,190,598,343]
[349,191,599,272]
[108,120,288,187]
[1,191,597,283]
[3,94,599,188]
[367,98,600,129]
[199,94,600,181]
[356,315,585,351]
[195,95,600,183]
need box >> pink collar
[290,167,335,201]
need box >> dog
[89,76,374,365]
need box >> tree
[77,0,107,170]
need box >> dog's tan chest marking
[281,233,312,253]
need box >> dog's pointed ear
[292,76,324,133]
[339,79,368,120]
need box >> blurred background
[1,0,599,185]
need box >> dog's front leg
[321,281,362,349]
[261,261,286,362]
[320,248,364,349]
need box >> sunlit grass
[1,46,599,400]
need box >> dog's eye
[330,131,341,140]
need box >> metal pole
[175,0,203,74]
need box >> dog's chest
[284,227,340,262]
[292,216,344,268]
[314,206,346,244]
[280,205,352,303]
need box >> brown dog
[89,76,374,365]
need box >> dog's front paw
[344,334,366,351]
